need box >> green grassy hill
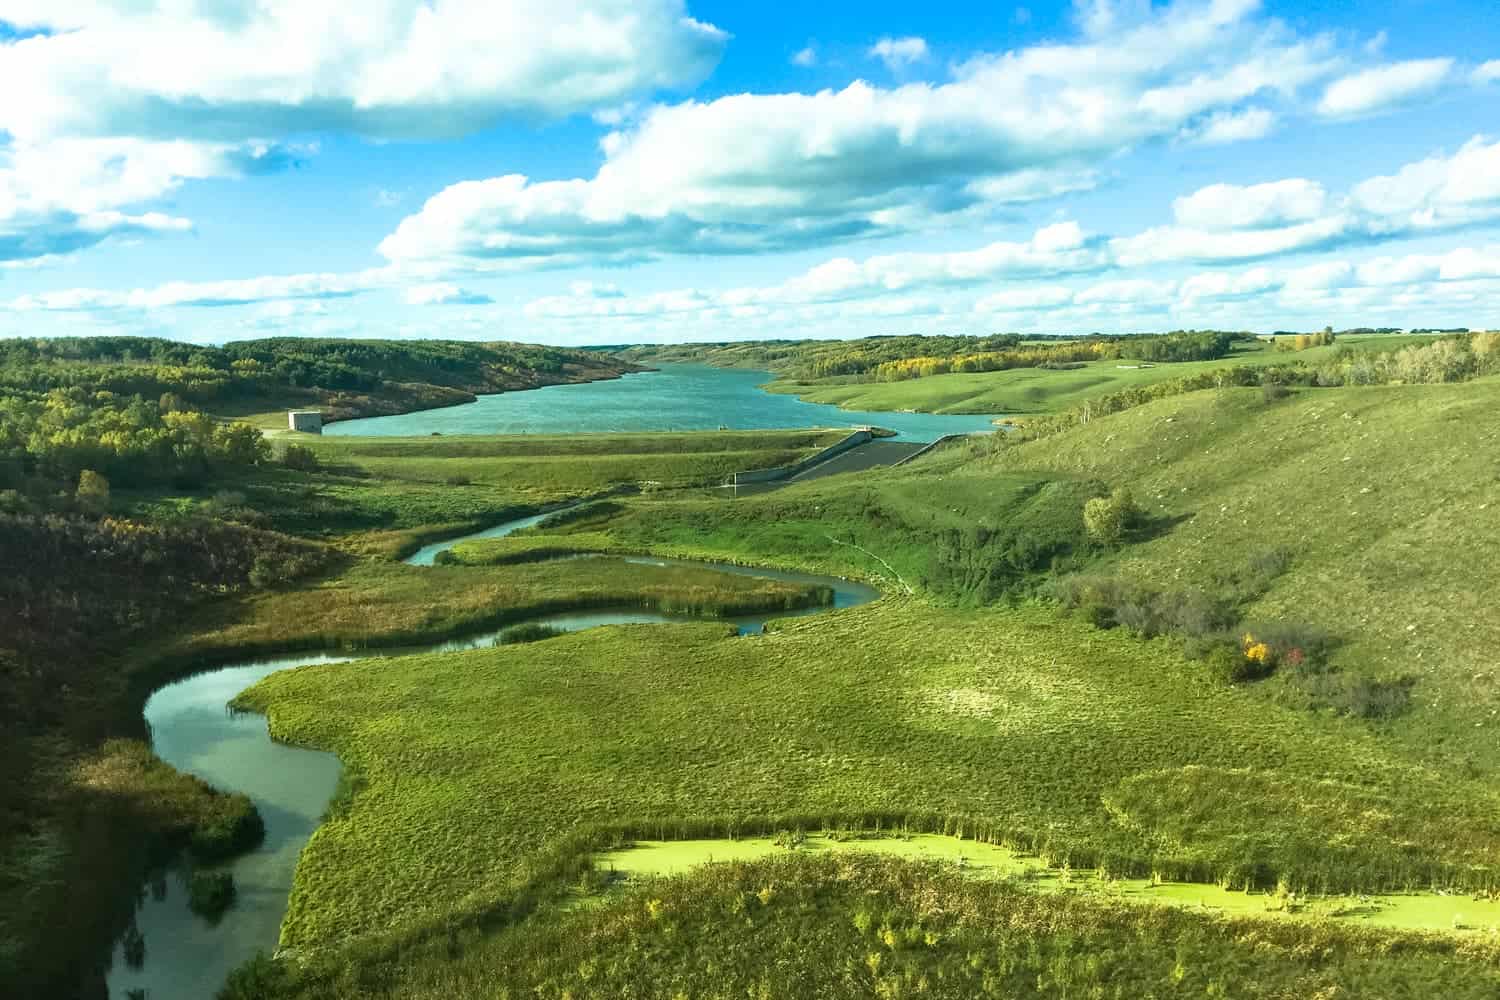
[983,378,1500,767]
[765,334,1437,414]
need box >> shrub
[1242,621,1334,671]
[1203,642,1266,684]
[189,796,265,862]
[498,623,566,645]
[1083,487,1138,545]
[187,870,236,919]
[1261,380,1291,403]
[76,469,110,514]
[219,952,292,1000]
[1295,673,1416,721]
[282,443,320,471]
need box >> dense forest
[623,329,1252,382]
[0,336,643,423]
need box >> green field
[763,334,1438,414]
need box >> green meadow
[236,597,1500,952]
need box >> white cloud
[0,137,293,261]
[403,282,493,306]
[1114,135,1500,268]
[0,1,727,144]
[869,36,929,71]
[1186,107,1276,145]
[1317,58,1455,118]
[1350,135,1500,231]
[5,268,385,311]
[375,189,405,208]
[1172,179,1328,230]
[1477,61,1500,84]
[792,46,817,68]
[380,0,1344,268]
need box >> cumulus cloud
[0,137,295,261]
[1171,179,1328,230]
[791,46,817,68]
[1477,61,1500,84]
[1113,136,1500,267]
[1317,58,1455,118]
[0,1,727,144]
[1349,135,1500,232]
[869,36,929,71]
[1186,107,1276,144]
[380,0,1344,268]
[403,282,493,306]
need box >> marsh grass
[229,855,1500,1000]
[232,599,1500,955]
[150,557,831,664]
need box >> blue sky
[0,0,1497,344]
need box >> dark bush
[218,952,292,1000]
[1296,673,1416,721]
[1242,621,1335,672]
[498,623,567,644]
[189,797,265,862]
[282,443,320,471]
[188,870,236,919]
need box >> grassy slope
[989,379,1500,766]
[305,429,845,492]
[764,335,1436,414]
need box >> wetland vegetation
[4,331,1500,998]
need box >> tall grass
[223,854,1500,1000]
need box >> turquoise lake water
[325,364,998,441]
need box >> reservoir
[324,364,998,440]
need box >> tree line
[0,335,637,406]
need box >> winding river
[104,508,877,1000]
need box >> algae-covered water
[593,834,1500,936]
